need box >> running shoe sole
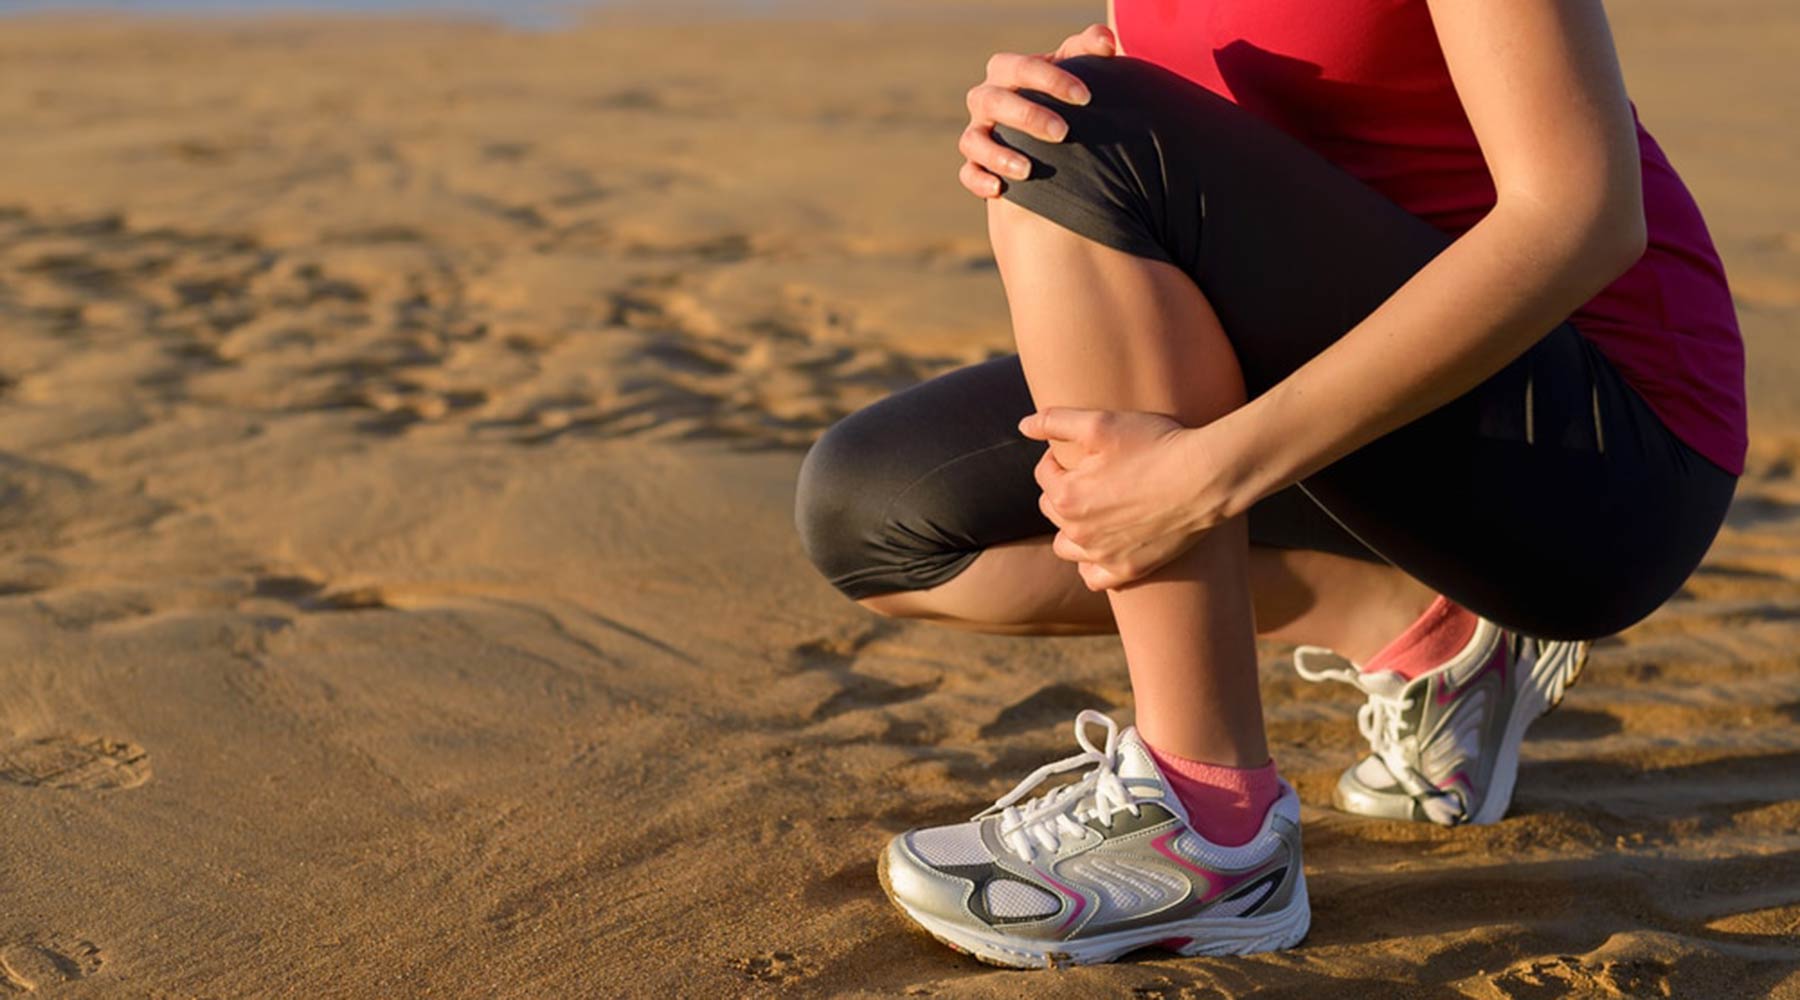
[1465,637,1589,825]
[877,845,1311,969]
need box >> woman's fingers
[966,82,1071,142]
[958,38,1110,200]
[1078,562,1114,592]
[1052,22,1117,61]
[958,158,1001,199]
[957,123,1032,182]
[1051,530,1090,565]
[1019,406,1111,446]
[983,51,1093,106]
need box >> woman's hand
[959,24,1118,198]
[1019,406,1237,591]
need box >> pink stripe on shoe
[1033,866,1088,933]
[1150,830,1257,903]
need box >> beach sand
[0,2,1795,996]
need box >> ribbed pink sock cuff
[1142,741,1281,848]
[1360,594,1479,681]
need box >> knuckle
[980,87,1010,121]
[957,126,982,158]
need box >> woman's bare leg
[978,196,1277,765]
[857,539,1437,663]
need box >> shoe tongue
[1357,669,1415,697]
[1114,726,1179,808]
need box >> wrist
[1193,401,1296,523]
[1171,418,1260,531]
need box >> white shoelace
[1293,646,1466,824]
[1293,646,1413,760]
[972,709,1142,863]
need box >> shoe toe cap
[881,833,981,923]
[1333,756,1422,821]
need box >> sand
[0,2,1795,996]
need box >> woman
[792,0,1743,968]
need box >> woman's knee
[989,55,1227,267]
[793,406,989,604]
[794,412,889,597]
[991,56,1172,177]
[794,358,1052,604]
[1006,54,1212,136]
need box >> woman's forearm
[1197,198,1646,521]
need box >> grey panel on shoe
[1083,802,1176,838]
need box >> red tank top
[1114,0,1747,475]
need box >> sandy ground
[0,2,1796,996]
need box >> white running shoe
[1293,617,1588,826]
[878,710,1309,969]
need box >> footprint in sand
[728,950,813,985]
[0,737,150,791]
[0,936,102,993]
[1492,954,1672,998]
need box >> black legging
[792,55,1736,641]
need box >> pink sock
[1142,741,1281,848]
[1360,594,1479,680]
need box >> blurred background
[0,1,1794,997]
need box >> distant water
[0,1,1040,28]
[0,1,720,29]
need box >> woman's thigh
[987,54,1736,638]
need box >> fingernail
[1048,119,1069,141]
[1070,84,1091,105]
[1007,156,1029,178]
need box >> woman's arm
[1199,0,1647,519]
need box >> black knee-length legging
[792,55,1737,641]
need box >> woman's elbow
[1558,195,1647,295]
[1595,198,1649,278]
[1506,176,1648,289]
